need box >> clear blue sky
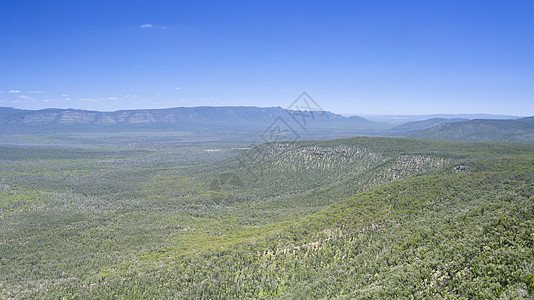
[1,0,533,115]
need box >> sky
[1,0,533,116]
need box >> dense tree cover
[1,134,533,298]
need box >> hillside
[366,114,519,125]
[388,117,468,135]
[410,118,534,143]
[1,135,533,298]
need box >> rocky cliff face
[1,107,265,126]
[9,109,178,125]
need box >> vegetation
[0,133,533,298]
[410,118,534,144]
[387,117,468,135]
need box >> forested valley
[1,133,533,298]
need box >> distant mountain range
[0,106,388,135]
[2,106,533,144]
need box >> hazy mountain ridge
[0,106,386,134]
[388,117,468,134]
[365,113,521,124]
[410,118,534,143]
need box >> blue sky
[1,0,533,115]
